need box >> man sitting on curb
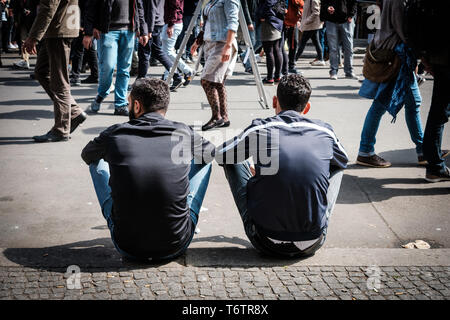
[215,74,348,258]
[81,78,215,261]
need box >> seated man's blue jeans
[359,86,424,156]
[223,162,344,258]
[97,30,135,108]
[89,159,212,260]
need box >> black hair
[276,74,312,112]
[130,78,170,113]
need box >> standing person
[356,0,425,168]
[257,0,285,85]
[83,0,149,116]
[295,0,324,66]
[162,0,193,89]
[404,0,450,182]
[283,0,303,74]
[82,78,215,261]
[320,0,357,80]
[0,0,7,67]
[138,0,184,92]
[11,0,38,70]
[175,0,199,64]
[23,0,88,142]
[190,0,240,131]
[216,74,348,259]
[69,0,99,86]
[241,0,259,74]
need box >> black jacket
[81,112,215,259]
[320,0,356,24]
[242,0,259,24]
[84,0,148,36]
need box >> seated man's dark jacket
[215,110,348,241]
[81,112,215,259]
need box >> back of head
[130,78,170,113]
[276,74,312,112]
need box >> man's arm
[27,0,61,41]
[81,126,116,165]
[136,0,148,36]
[146,0,158,34]
[83,0,99,36]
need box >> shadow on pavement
[191,235,252,248]
[0,137,35,145]
[3,238,309,271]
[0,109,53,119]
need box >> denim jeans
[223,162,344,258]
[240,20,257,71]
[138,25,182,81]
[423,65,450,174]
[325,20,354,76]
[359,86,424,156]
[97,30,135,108]
[89,159,212,260]
[162,23,193,77]
[296,29,323,61]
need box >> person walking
[283,0,303,74]
[320,0,357,80]
[356,0,425,168]
[295,0,325,66]
[69,0,99,86]
[161,0,193,89]
[138,0,184,92]
[23,0,87,142]
[257,0,285,85]
[83,0,149,116]
[190,0,240,131]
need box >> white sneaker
[7,43,16,50]
[330,74,338,80]
[311,60,326,66]
[255,55,262,63]
[12,43,19,49]
[13,60,30,70]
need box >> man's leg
[70,32,85,82]
[358,98,387,156]
[88,160,133,258]
[97,32,120,102]
[114,31,135,108]
[424,65,450,177]
[151,25,182,81]
[137,39,152,78]
[162,23,193,76]
[404,82,424,157]
[319,170,344,244]
[340,20,355,76]
[325,21,339,76]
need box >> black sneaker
[81,76,98,84]
[418,150,449,166]
[70,111,88,134]
[183,72,192,87]
[33,131,69,143]
[170,77,183,92]
[425,166,450,183]
[356,154,392,168]
[114,106,129,116]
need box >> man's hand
[190,42,199,57]
[347,17,353,23]
[148,32,152,39]
[250,166,256,176]
[248,24,254,31]
[167,26,174,38]
[93,28,101,40]
[139,34,149,46]
[221,44,232,62]
[23,37,37,55]
[328,6,335,14]
[83,35,93,49]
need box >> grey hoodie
[146,0,165,33]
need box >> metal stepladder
[166,1,269,109]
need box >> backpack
[272,0,287,20]
[403,0,449,56]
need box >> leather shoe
[70,111,87,134]
[33,131,69,143]
[201,118,224,131]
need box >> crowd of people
[0,0,448,260]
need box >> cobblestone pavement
[1,266,449,300]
